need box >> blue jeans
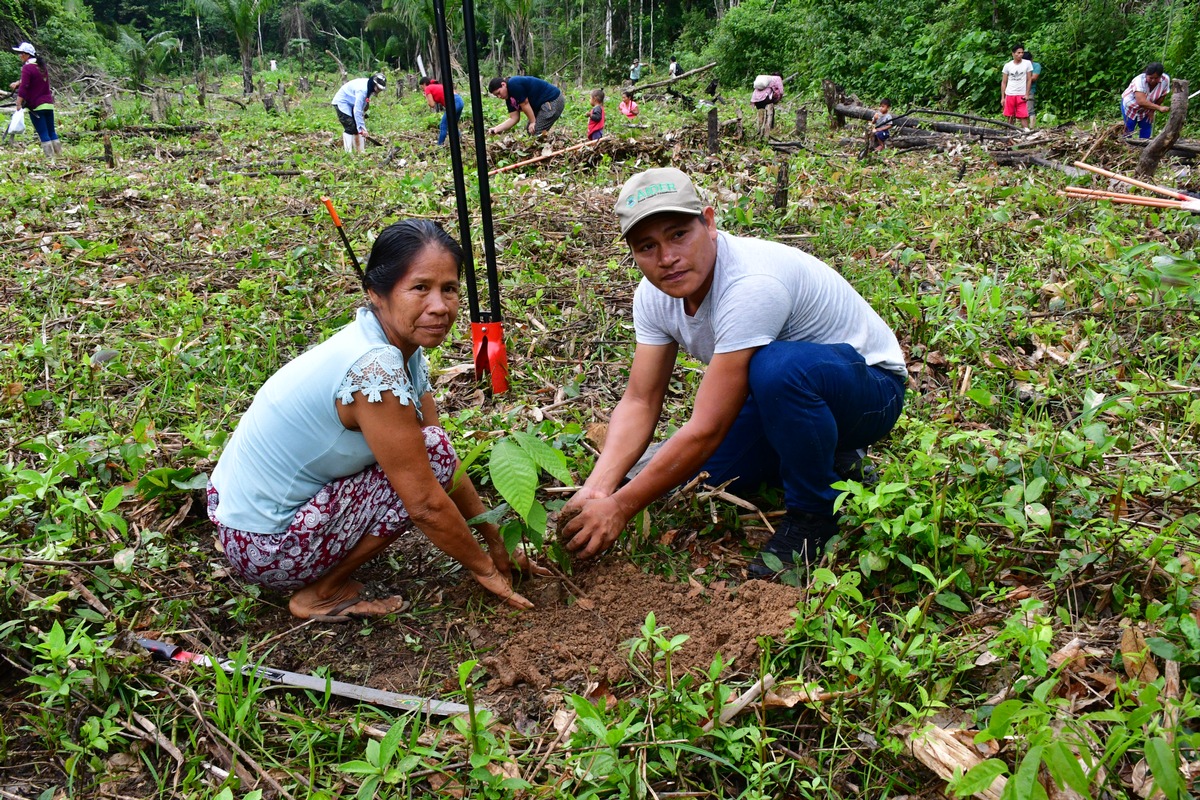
[1121,104,1152,138]
[700,341,906,515]
[28,107,58,143]
[438,95,464,145]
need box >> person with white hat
[331,73,387,153]
[559,168,907,577]
[9,42,62,157]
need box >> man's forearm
[581,397,660,494]
[609,423,723,520]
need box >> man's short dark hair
[487,77,504,93]
[1145,62,1165,76]
[1012,43,1024,52]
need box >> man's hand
[561,495,629,559]
[526,121,536,135]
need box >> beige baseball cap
[615,168,705,236]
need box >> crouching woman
[208,220,543,620]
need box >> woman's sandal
[308,594,410,623]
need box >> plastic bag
[753,75,771,91]
[6,109,25,135]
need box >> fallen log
[632,62,717,93]
[1122,134,1200,159]
[992,151,1084,176]
[834,103,1017,138]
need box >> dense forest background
[1,0,1198,119]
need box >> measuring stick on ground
[1072,161,1190,201]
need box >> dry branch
[488,138,598,175]
[631,62,717,93]
[1136,78,1189,179]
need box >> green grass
[2,71,1200,798]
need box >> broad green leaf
[488,439,537,518]
[113,547,136,572]
[935,591,970,612]
[1043,740,1090,797]
[953,759,1008,797]
[1145,637,1182,661]
[1144,738,1182,800]
[1023,476,1047,504]
[1010,745,1047,800]
[171,471,209,490]
[510,430,572,484]
[101,486,124,512]
[467,502,510,527]
[1024,502,1051,530]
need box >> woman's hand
[472,564,534,610]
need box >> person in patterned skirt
[208,220,545,620]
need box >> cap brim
[620,205,703,236]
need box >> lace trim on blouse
[337,347,422,421]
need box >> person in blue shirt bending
[487,75,565,137]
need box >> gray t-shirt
[632,231,906,378]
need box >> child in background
[587,89,605,140]
[619,90,638,120]
[871,99,894,151]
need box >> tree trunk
[707,107,719,153]
[605,0,612,57]
[1135,78,1189,180]
[241,44,254,94]
[195,12,205,64]
[637,0,643,60]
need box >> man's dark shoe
[834,447,878,486]
[748,511,839,578]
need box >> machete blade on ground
[136,638,471,717]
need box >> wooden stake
[707,107,719,154]
[1072,160,1189,200]
[487,138,598,176]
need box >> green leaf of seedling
[101,486,124,513]
[172,471,209,490]
[1023,476,1047,504]
[1145,738,1183,800]
[760,551,784,572]
[1146,637,1182,661]
[1012,745,1048,800]
[1043,740,1090,796]
[966,387,996,409]
[489,439,537,519]
[1179,614,1200,651]
[935,591,970,612]
[952,758,1008,797]
[510,431,573,484]
[379,720,407,770]
[1024,502,1052,530]
[338,760,380,775]
[458,660,477,691]
[113,547,136,572]
[467,503,511,527]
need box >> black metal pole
[431,0,481,323]
[459,0,502,323]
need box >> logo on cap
[626,182,678,207]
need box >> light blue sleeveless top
[210,308,431,534]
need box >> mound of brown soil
[479,561,802,692]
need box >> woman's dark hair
[1145,62,1165,76]
[362,220,463,294]
[487,77,505,93]
[31,53,49,80]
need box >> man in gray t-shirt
[560,168,906,575]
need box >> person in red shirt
[9,42,61,157]
[587,88,605,140]
[420,76,464,146]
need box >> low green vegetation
[2,70,1199,799]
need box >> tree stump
[1135,78,1189,180]
[102,133,115,168]
[795,107,807,137]
[299,75,310,93]
[773,156,789,209]
[822,79,845,129]
[707,107,719,154]
[275,81,289,113]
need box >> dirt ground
[181,521,802,728]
